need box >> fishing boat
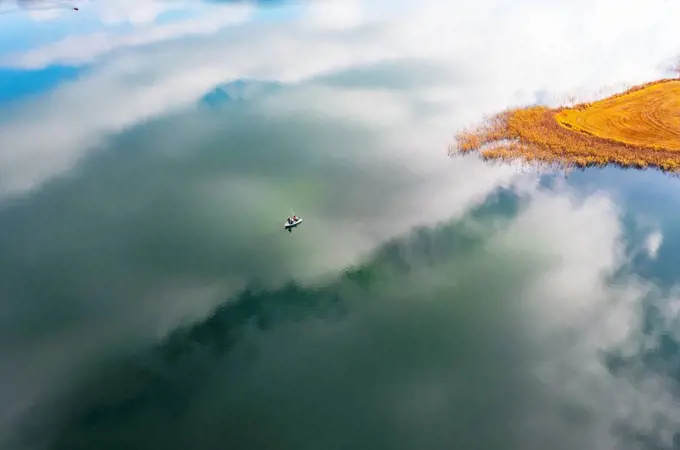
[284,216,303,229]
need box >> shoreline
[453,77,680,173]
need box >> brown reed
[452,78,680,172]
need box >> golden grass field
[453,78,680,172]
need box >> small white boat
[284,217,303,229]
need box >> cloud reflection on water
[1,0,680,449]
[9,168,680,450]
[2,0,680,198]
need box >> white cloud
[4,3,255,68]
[300,0,366,30]
[15,0,192,25]
[2,0,680,199]
[483,182,680,449]
[94,0,185,26]
[490,184,631,345]
[645,230,664,259]
[27,7,62,21]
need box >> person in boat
[293,215,298,222]
[287,217,293,224]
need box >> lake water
[2,1,680,449]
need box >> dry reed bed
[453,78,680,172]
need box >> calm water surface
[2,1,680,449]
